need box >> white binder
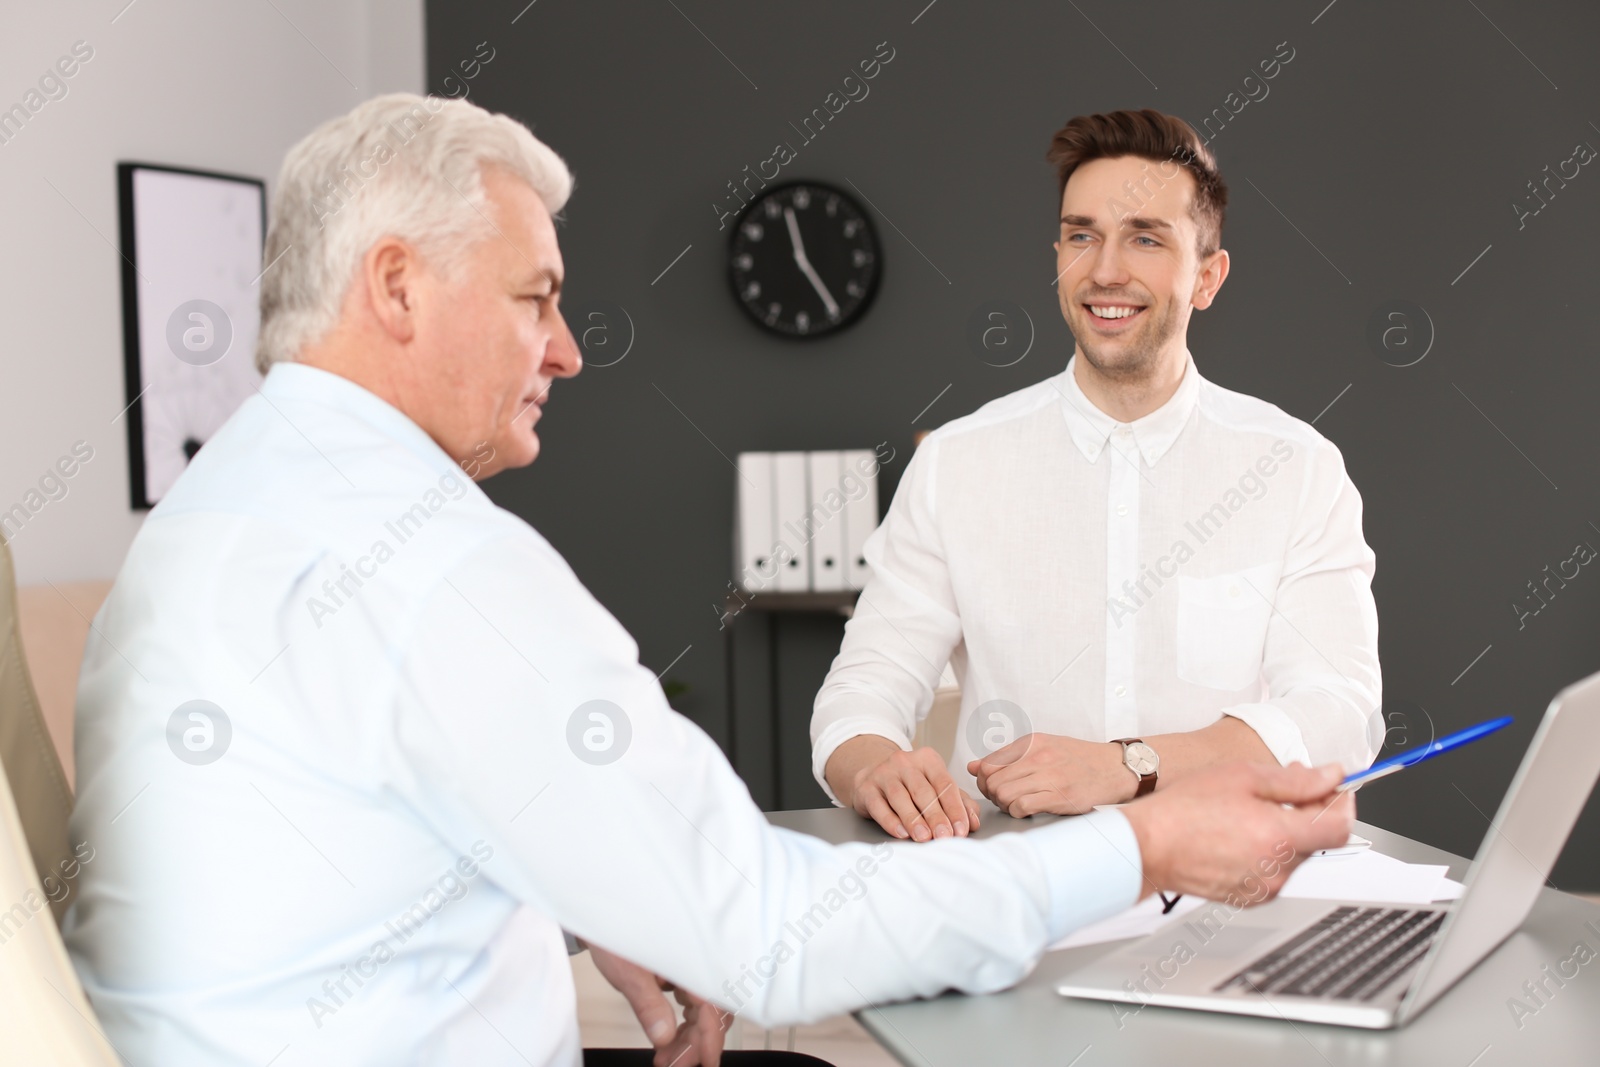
[842,449,880,589]
[772,452,811,592]
[806,451,848,592]
[735,452,775,593]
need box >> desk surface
[768,806,1600,1067]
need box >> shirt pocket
[1175,563,1279,691]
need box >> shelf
[722,590,859,617]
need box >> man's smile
[1082,302,1148,330]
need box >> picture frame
[116,162,267,509]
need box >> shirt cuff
[563,930,585,956]
[810,718,913,804]
[1020,809,1144,943]
[1222,703,1312,768]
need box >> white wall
[0,0,423,585]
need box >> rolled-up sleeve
[1222,436,1381,774]
[811,438,965,801]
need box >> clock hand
[784,206,841,319]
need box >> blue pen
[1336,715,1515,793]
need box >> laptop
[1055,669,1600,1028]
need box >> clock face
[727,181,881,338]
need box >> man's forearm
[1143,716,1276,788]
[823,734,903,807]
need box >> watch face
[727,181,881,338]
[1124,742,1159,776]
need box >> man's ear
[1191,248,1229,311]
[364,236,421,343]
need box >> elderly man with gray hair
[63,94,1353,1067]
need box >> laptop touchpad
[1190,925,1282,959]
[1130,925,1281,961]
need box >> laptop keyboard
[1214,906,1446,1001]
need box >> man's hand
[825,735,980,840]
[1120,762,1354,903]
[587,942,730,1067]
[967,733,1135,817]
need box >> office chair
[0,536,121,1063]
[0,535,78,922]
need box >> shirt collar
[259,361,465,478]
[1054,351,1202,467]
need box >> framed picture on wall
[117,162,266,509]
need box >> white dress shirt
[812,353,1381,801]
[63,363,1144,1067]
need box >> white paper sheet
[1050,892,1207,951]
[1279,849,1451,904]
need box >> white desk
[768,807,1600,1066]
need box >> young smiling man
[813,108,1382,840]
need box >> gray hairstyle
[254,93,573,372]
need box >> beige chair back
[0,536,77,922]
[0,742,122,1063]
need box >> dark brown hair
[1045,109,1228,260]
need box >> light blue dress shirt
[63,363,1142,1066]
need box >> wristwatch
[1114,738,1159,798]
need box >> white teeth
[1089,305,1141,319]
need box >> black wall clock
[727,181,881,338]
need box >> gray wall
[428,1,1600,888]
